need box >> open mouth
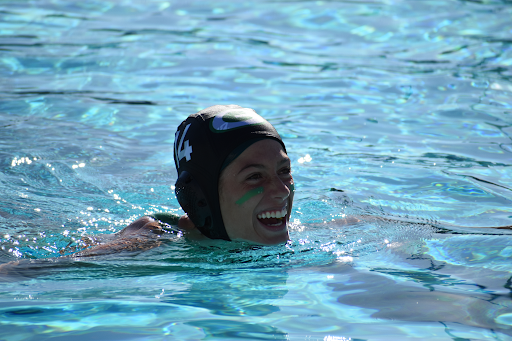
[257,207,287,228]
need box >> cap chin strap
[175,171,230,241]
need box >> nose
[268,175,290,202]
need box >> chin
[257,228,290,245]
[250,218,289,245]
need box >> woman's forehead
[233,140,289,167]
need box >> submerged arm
[0,213,187,281]
[70,216,165,257]
[74,212,199,257]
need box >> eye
[246,173,262,181]
[279,166,292,176]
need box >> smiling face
[218,139,294,245]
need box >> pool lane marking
[236,187,264,205]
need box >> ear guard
[175,171,218,239]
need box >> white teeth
[258,208,287,220]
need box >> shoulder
[117,216,163,237]
[149,212,197,230]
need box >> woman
[174,104,294,244]
[68,104,295,257]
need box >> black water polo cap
[173,104,286,240]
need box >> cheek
[287,182,295,218]
[220,187,256,235]
[235,186,264,205]
[224,190,264,237]
[289,182,295,192]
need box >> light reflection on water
[1,0,512,339]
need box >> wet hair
[173,104,286,240]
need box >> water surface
[1,0,512,339]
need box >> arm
[0,215,183,280]
[74,212,201,257]
[71,216,164,257]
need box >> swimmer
[170,103,294,245]
[66,104,295,257]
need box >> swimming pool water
[1,0,512,339]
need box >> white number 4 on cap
[174,123,193,167]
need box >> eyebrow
[237,158,290,175]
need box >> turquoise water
[1,0,512,339]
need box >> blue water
[1,0,512,339]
